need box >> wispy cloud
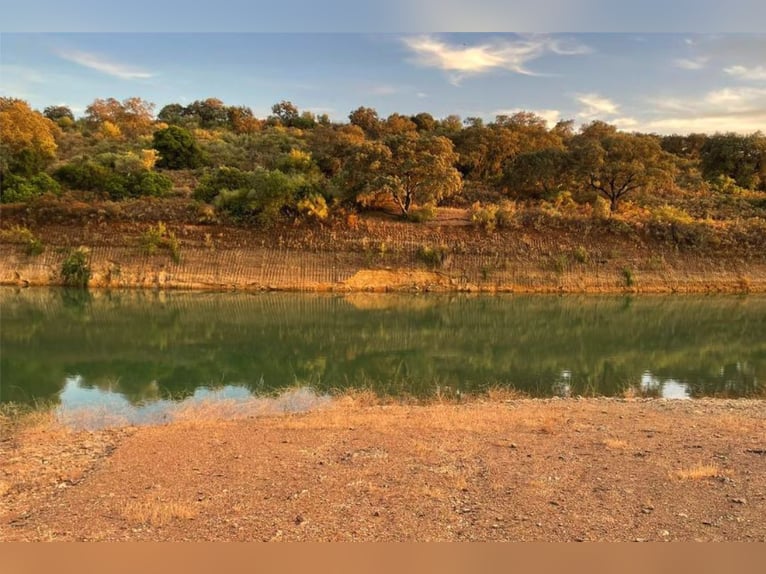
[402,35,591,85]
[674,57,708,70]
[724,64,766,81]
[367,84,401,96]
[576,93,620,118]
[56,49,154,80]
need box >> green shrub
[495,200,518,228]
[193,167,255,203]
[0,173,60,203]
[416,244,448,268]
[621,267,634,287]
[142,222,181,263]
[470,201,499,232]
[61,248,91,288]
[407,202,437,223]
[297,194,329,221]
[572,245,589,264]
[53,156,172,200]
[0,225,44,255]
[153,126,204,169]
[205,167,306,226]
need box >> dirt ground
[1,396,765,542]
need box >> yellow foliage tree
[0,98,59,176]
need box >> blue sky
[2,32,766,134]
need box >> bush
[141,222,181,263]
[470,202,499,232]
[61,247,91,288]
[407,202,437,223]
[416,244,448,268]
[297,194,329,221]
[153,126,204,169]
[0,225,44,255]
[54,156,172,200]
[470,200,517,232]
[202,167,306,226]
[194,167,255,203]
[0,173,60,203]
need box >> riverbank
[2,397,765,541]
[2,202,766,293]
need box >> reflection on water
[55,378,331,429]
[1,288,764,411]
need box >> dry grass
[481,386,529,402]
[0,404,58,439]
[603,438,629,449]
[120,499,198,527]
[672,465,723,480]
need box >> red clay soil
[2,397,765,542]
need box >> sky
[1,3,766,135]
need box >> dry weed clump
[672,465,724,480]
[120,499,198,527]
[603,438,629,450]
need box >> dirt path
[2,397,765,541]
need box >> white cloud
[494,107,561,127]
[638,86,766,134]
[705,86,766,109]
[56,49,154,80]
[724,65,766,81]
[674,57,708,70]
[576,93,620,118]
[613,117,639,129]
[402,35,590,84]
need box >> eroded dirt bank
[2,213,765,293]
[2,398,765,541]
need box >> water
[1,289,764,415]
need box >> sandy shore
[2,396,764,542]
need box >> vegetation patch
[141,222,181,263]
[60,247,91,288]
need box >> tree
[411,112,437,132]
[382,113,417,135]
[0,98,59,178]
[348,106,381,138]
[157,103,187,125]
[270,101,300,126]
[185,98,229,129]
[505,148,572,199]
[43,105,75,129]
[84,97,155,139]
[152,126,204,169]
[227,105,262,134]
[343,133,462,216]
[569,124,675,212]
[700,132,766,190]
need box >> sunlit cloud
[402,35,591,85]
[724,64,766,81]
[640,86,766,134]
[56,49,154,80]
[576,93,620,118]
[674,57,708,70]
[613,116,639,129]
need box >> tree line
[1,96,765,224]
